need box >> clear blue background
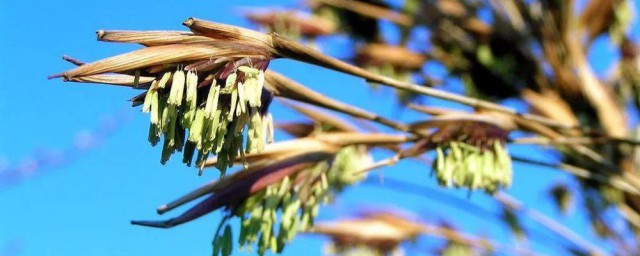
[1,0,639,255]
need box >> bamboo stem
[512,156,640,195]
[494,192,608,256]
[270,34,579,131]
[364,177,579,253]
[510,136,640,146]
[419,223,545,256]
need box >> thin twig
[512,156,640,195]
[266,71,411,133]
[364,177,578,253]
[419,222,545,256]
[616,204,640,229]
[494,192,608,256]
[510,136,640,145]
[356,155,400,175]
[360,156,617,255]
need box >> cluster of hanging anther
[433,140,512,194]
[141,63,273,174]
[439,241,476,256]
[425,118,512,194]
[212,145,371,256]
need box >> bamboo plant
[51,0,640,254]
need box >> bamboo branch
[266,71,411,133]
[511,136,640,146]
[419,222,545,256]
[269,33,579,131]
[361,154,630,256]
[512,156,640,195]
[364,177,579,253]
[494,192,608,256]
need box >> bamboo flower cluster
[408,109,514,194]
[213,144,371,255]
[140,64,272,174]
[433,141,512,194]
[142,66,273,171]
[52,19,277,173]
[127,131,400,255]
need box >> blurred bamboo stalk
[308,0,413,26]
[494,192,608,256]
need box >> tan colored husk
[579,0,616,44]
[357,43,427,71]
[308,0,413,26]
[217,153,324,191]
[522,89,579,127]
[183,17,276,50]
[567,37,628,137]
[62,43,270,79]
[432,0,468,18]
[409,114,514,131]
[461,17,493,38]
[244,10,336,37]
[204,137,340,167]
[312,218,421,243]
[65,74,155,86]
[97,30,217,46]
[203,132,407,169]
[158,151,330,215]
[473,110,518,131]
[312,132,412,147]
[311,215,533,255]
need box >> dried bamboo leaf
[136,160,318,228]
[244,10,336,37]
[580,0,616,44]
[567,35,628,137]
[65,74,155,87]
[312,218,419,242]
[356,43,426,71]
[522,89,579,127]
[157,151,331,215]
[409,114,511,131]
[183,17,275,50]
[308,0,413,26]
[313,132,411,147]
[97,30,217,46]
[204,137,340,167]
[62,43,269,79]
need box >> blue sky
[1,0,639,255]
